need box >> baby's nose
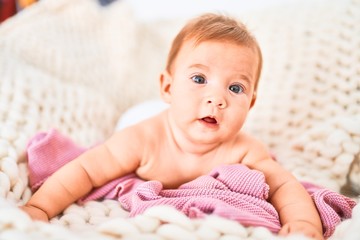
[206,97,227,109]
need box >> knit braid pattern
[242,0,360,194]
[0,0,359,239]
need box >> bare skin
[21,40,323,240]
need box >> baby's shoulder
[233,131,269,153]
[234,131,265,148]
[234,132,272,166]
[137,112,167,137]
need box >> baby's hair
[166,13,262,91]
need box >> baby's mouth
[201,116,218,124]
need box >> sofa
[0,0,359,239]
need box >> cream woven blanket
[0,0,359,239]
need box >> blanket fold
[26,129,357,238]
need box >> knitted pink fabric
[117,165,282,232]
[27,130,86,191]
[26,129,357,238]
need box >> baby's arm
[21,129,141,221]
[243,139,323,239]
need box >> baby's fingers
[279,222,323,240]
[20,205,49,222]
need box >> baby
[21,13,323,239]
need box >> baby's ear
[250,92,257,108]
[159,71,172,103]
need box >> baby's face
[164,40,259,145]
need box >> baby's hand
[20,205,49,222]
[279,221,323,240]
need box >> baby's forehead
[179,39,258,60]
[183,37,254,51]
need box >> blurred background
[1,0,318,23]
[0,0,36,22]
[123,0,306,21]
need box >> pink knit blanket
[26,129,357,238]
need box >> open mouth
[201,116,218,125]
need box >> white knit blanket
[0,0,359,239]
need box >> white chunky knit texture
[0,0,359,239]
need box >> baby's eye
[229,84,244,94]
[191,75,207,84]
